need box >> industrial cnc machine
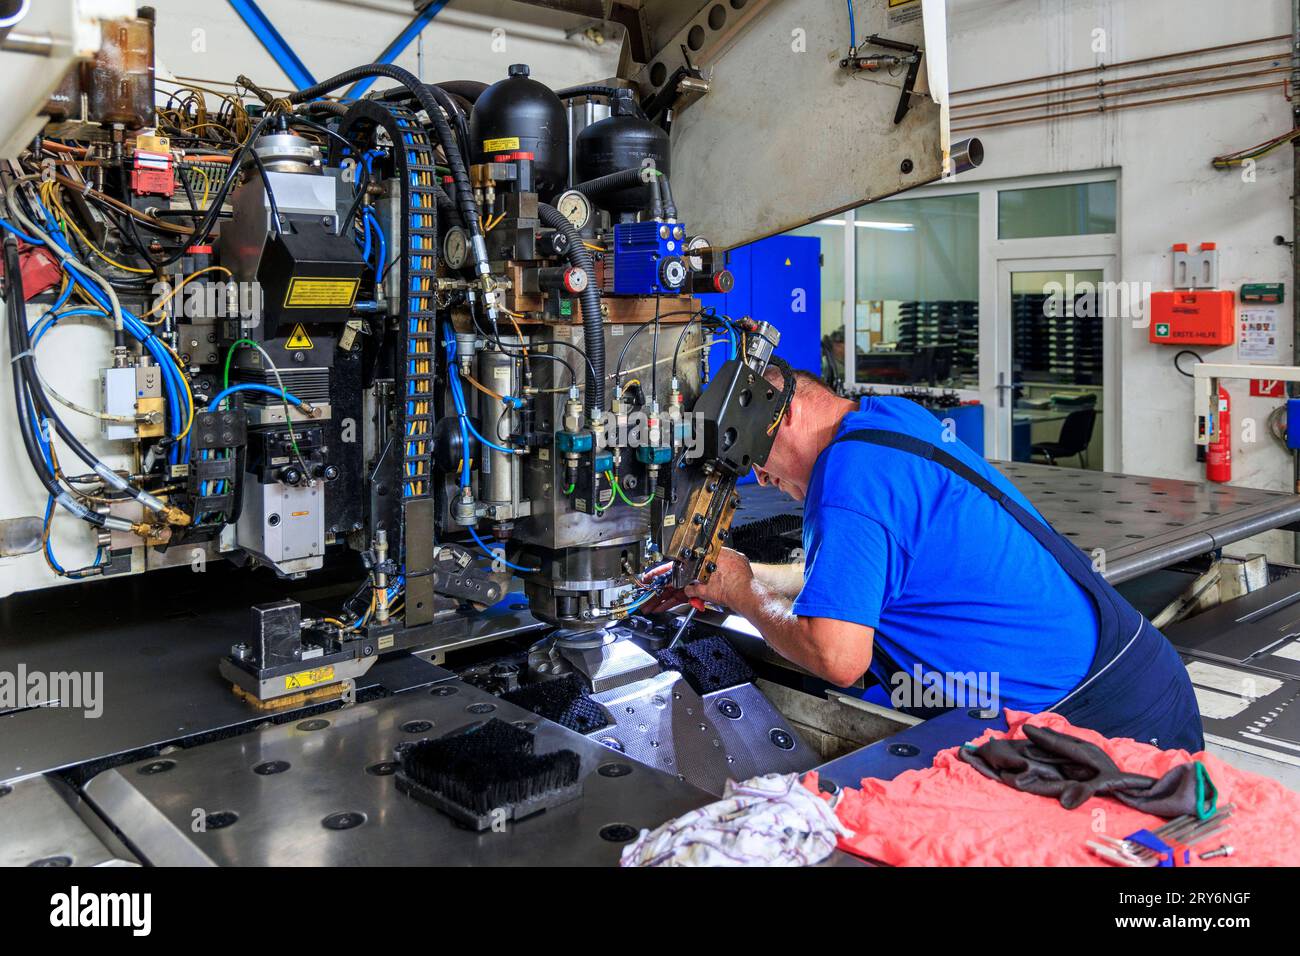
[0,0,1022,865]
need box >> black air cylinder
[469,64,568,202]
[574,88,670,219]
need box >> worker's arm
[750,561,805,599]
[686,548,873,686]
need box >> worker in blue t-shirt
[685,368,1202,751]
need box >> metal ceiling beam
[225,0,317,90]
[341,0,451,101]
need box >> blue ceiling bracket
[341,0,451,101]
[226,0,318,92]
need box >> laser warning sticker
[483,136,520,153]
[283,276,359,309]
[285,323,314,350]
[888,0,922,25]
[285,665,335,690]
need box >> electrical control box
[1149,290,1236,346]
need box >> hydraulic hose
[4,233,109,528]
[434,80,488,105]
[571,167,645,197]
[287,64,491,305]
[296,99,348,117]
[3,183,190,525]
[538,202,604,416]
[555,84,623,99]
[572,166,671,220]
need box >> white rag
[620,773,853,867]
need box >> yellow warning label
[784,258,792,266]
[285,323,314,350]
[483,136,521,153]
[284,276,359,309]
[285,665,335,690]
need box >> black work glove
[960,724,1159,810]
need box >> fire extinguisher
[1206,385,1232,483]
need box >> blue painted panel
[931,403,984,457]
[698,235,821,484]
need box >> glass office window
[851,193,980,388]
[997,181,1117,239]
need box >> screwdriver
[668,597,706,648]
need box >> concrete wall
[944,0,1295,491]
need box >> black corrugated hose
[287,64,486,278]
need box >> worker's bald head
[754,365,857,501]
[763,365,833,401]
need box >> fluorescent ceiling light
[818,218,915,232]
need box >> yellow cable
[45,183,153,274]
[154,336,195,440]
[186,164,212,209]
[140,265,233,322]
[461,370,505,403]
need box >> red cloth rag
[810,709,1300,866]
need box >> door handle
[995,372,1013,408]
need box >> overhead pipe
[954,65,1289,124]
[953,51,1289,113]
[952,34,1288,98]
[952,81,1282,134]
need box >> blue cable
[449,371,515,454]
[210,382,306,410]
[365,208,386,276]
[1,215,192,462]
[30,307,113,345]
[358,212,373,262]
[0,216,43,245]
[620,589,658,615]
[468,526,538,573]
[846,0,856,48]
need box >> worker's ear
[783,390,803,430]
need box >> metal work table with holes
[734,461,1300,584]
[5,461,1299,865]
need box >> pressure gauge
[684,235,711,272]
[442,226,469,270]
[555,189,592,231]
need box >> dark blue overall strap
[829,429,1146,704]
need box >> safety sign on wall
[1238,307,1280,363]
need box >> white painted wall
[944,0,1296,491]
[147,0,620,92]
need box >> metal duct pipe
[948,138,983,175]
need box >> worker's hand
[684,547,753,610]
[639,585,689,614]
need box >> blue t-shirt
[792,396,1098,711]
